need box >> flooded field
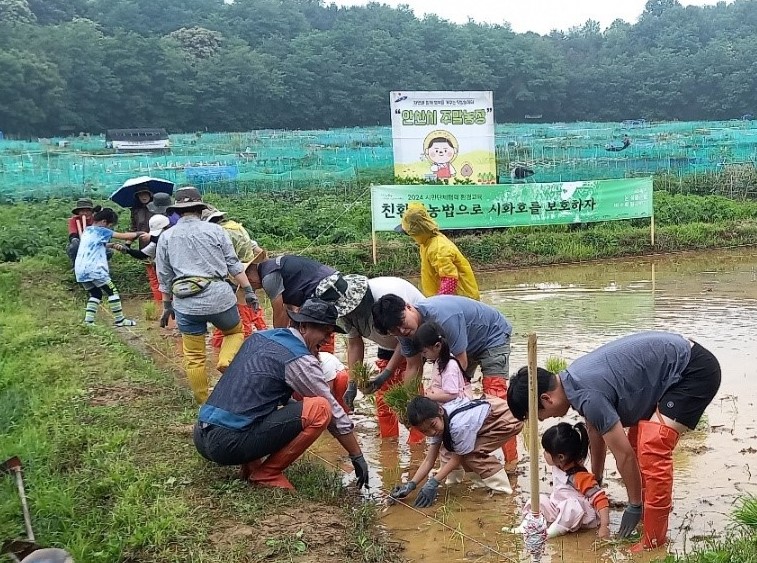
[309,248,757,562]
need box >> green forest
[1,0,757,136]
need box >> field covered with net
[2,120,757,201]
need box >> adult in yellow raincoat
[396,202,480,300]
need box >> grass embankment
[2,182,757,294]
[0,257,400,563]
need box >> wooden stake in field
[521,332,547,561]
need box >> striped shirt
[156,215,242,315]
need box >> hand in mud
[160,301,175,328]
[350,454,369,488]
[343,380,358,412]
[618,503,642,537]
[389,481,416,500]
[414,477,439,508]
[364,369,392,394]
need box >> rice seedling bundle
[383,374,423,428]
[351,361,378,393]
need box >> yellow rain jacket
[220,219,255,263]
[400,202,480,300]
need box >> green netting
[1,120,755,200]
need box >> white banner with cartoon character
[390,91,496,184]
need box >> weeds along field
[0,258,402,563]
[1,178,757,294]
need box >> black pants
[658,342,721,429]
[87,281,116,300]
[194,402,304,466]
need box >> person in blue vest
[193,298,370,491]
[245,254,368,353]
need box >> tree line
[1,0,756,136]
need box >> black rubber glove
[389,481,416,500]
[350,454,369,488]
[414,477,439,508]
[618,503,643,537]
[365,369,393,394]
[160,301,175,328]
[343,380,358,411]
[243,286,259,311]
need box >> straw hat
[242,243,269,272]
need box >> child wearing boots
[74,207,142,327]
[388,395,523,507]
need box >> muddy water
[310,248,757,562]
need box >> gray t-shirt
[399,296,511,358]
[561,331,692,435]
[261,271,285,300]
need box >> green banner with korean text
[371,178,653,231]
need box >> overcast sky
[330,0,730,34]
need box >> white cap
[148,214,170,236]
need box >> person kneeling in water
[389,395,523,507]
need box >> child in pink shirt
[414,321,472,402]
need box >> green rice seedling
[351,361,378,393]
[143,301,159,321]
[545,356,568,373]
[732,495,757,529]
[382,374,422,428]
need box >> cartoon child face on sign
[424,130,458,180]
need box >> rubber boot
[145,263,163,304]
[374,361,401,438]
[182,333,208,404]
[631,420,680,552]
[482,468,513,494]
[483,376,519,463]
[239,458,263,480]
[217,321,244,372]
[249,397,332,490]
[210,327,224,349]
[332,369,351,413]
[445,468,466,485]
[468,473,487,488]
[251,307,268,330]
[237,304,255,338]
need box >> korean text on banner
[390,91,496,185]
[371,178,653,231]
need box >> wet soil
[116,247,757,562]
